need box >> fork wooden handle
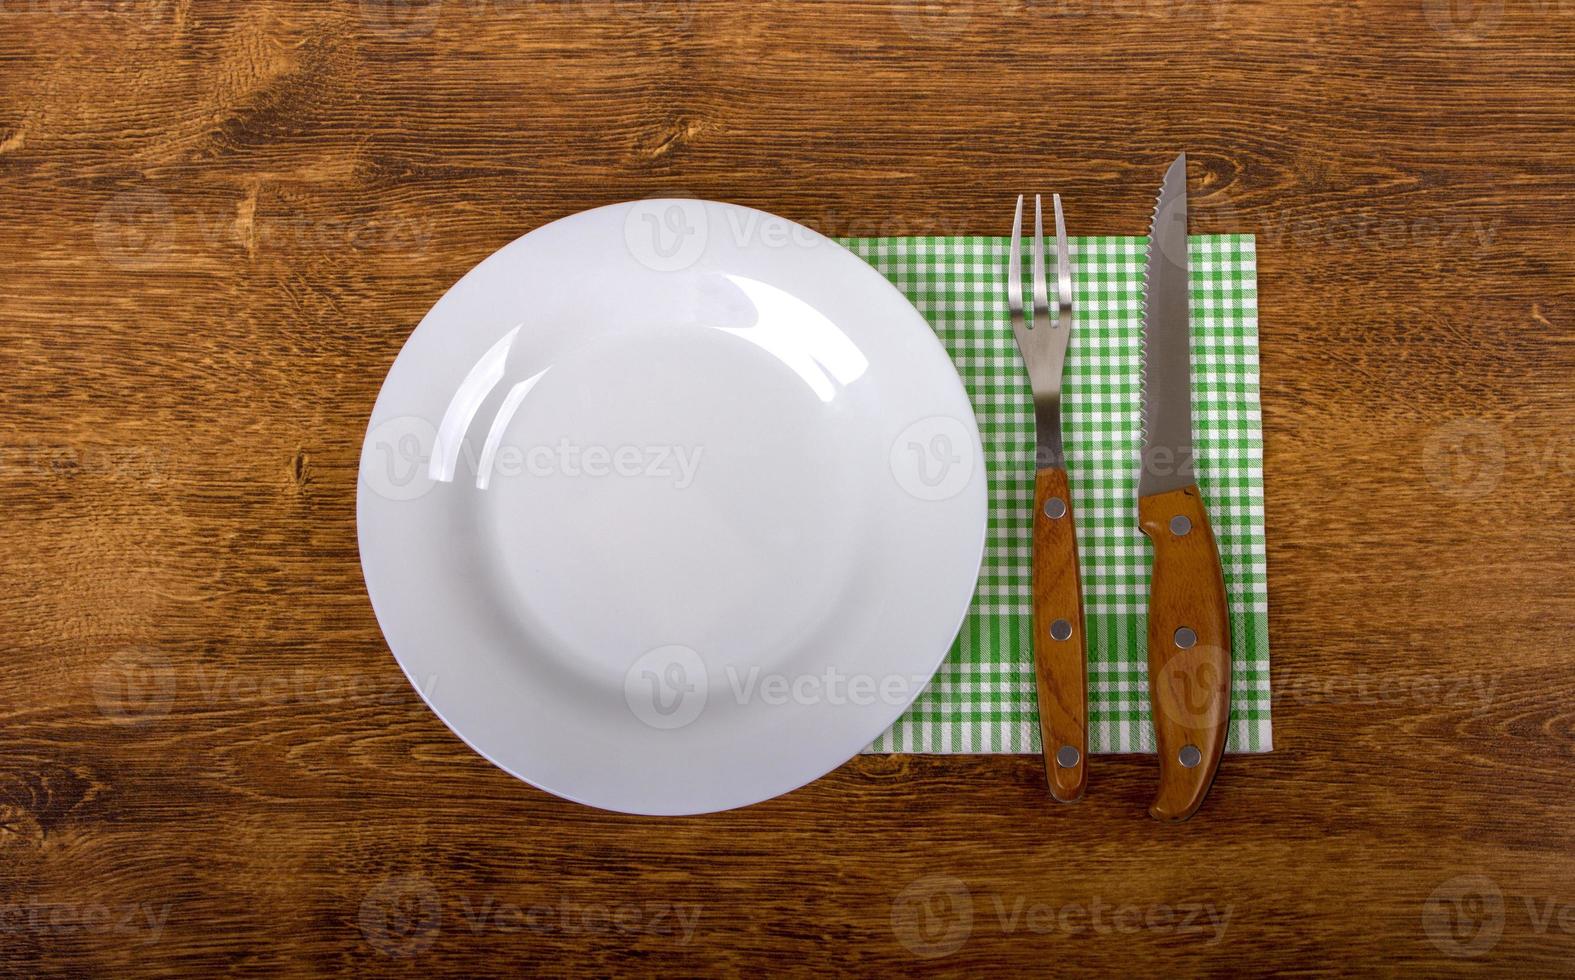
[1031,466,1087,803]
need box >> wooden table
[2,0,1571,974]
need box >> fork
[1008,194,1087,803]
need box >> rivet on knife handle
[1139,484,1230,821]
[1033,466,1088,802]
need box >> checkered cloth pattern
[841,234,1271,754]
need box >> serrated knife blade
[1140,153,1195,496]
[1138,153,1232,822]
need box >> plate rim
[356,198,988,815]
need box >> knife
[1008,194,1087,803]
[1140,153,1232,821]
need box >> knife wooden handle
[1032,466,1087,803]
[1139,484,1232,822]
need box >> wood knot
[642,115,704,161]
[290,450,311,488]
[0,765,97,844]
[0,804,44,847]
[0,125,26,155]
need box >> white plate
[357,200,986,814]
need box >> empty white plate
[357,200,986,814]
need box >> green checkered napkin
[839,234,1270,754]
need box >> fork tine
[1007,195,1024,315]
[1031,194,1049,318]
[1052,193,1072,317]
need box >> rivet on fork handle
[1032,464,1088,802]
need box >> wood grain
[1031,465,1088,803]
[1,0,1573,974]
[1139,483,1231,823]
